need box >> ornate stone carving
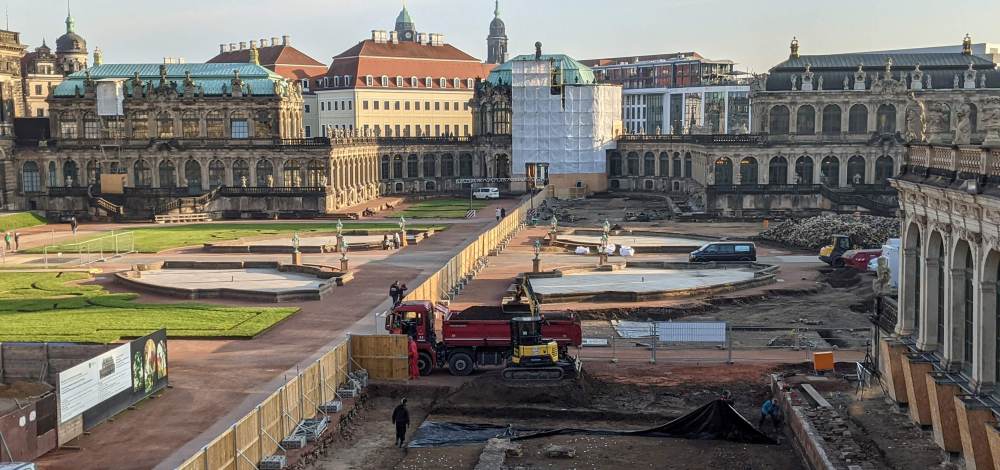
[991,237,1000,254]
[957,227,982,244]
[854,63,867,90]
[915,214,928,226]
[896,209,907,219]
[932,220,952,236]
[964,62,977,89]
[924,103,949,135]
[954,102,972,145]
[980,96,1000,145]
[801,64,814,91]
[904,99,925,143]
[911,62,923,90]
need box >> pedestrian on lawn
[13,232,19,251]
[70,217,78,234]
[3,232,9,251]
[758,396,782,428]
[391,398,410,447]
[389,281,400,305]
[393,231,400,249]
[495,207,501,221]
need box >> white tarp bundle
[575,246,590,254]
[619,246,635,257]
[96,80,125,116]
[613,321,727,342]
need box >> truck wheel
[448,352,474,376]
[832,257,846,268]
[417,352,434,376]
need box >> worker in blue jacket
[759,396,782,428]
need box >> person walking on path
[495,207,501,221]
[501,207,506,218]
[391,398,410,447]
[758,396,781,428]
[13,232,19,251]
[389,281,400,305]
[3,232,10,251]
[392,231,400,249]
[70,217,78,234]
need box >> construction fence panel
[205,429,237,470]
[319,349,338,404]
[335,342,349,387]
[282,376,302,434]
[301,363,321,419]
[349,334,409,380]
[258,391,282,458]
[234,412,260,470]
[175,454,206,470]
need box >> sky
[9,0,1000,73]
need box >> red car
[842,249,882,271]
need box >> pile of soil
[0,381,53,399]
[443,370,602,409]
[821,268,861,288]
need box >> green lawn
[27,222,451,254]
[0,212,48,232]
[0,273,301,343]
[392,199,491,218]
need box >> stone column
[838,157,848,188]
[975,280,997,388]
[812,158,821,186]
[920,248,942,351]
[249,160,257,187]
[949,265,968,367]
[897,244,918,336]
[201,158,210,191]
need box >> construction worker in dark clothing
[391,398,410,447]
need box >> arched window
[453,78,461,88]
[365,75,373,87]
[822,105,841,135]
[86,160,101,186]
[185,159,202,192]
[626,152,639,175]
[230,111,248,139]
[795,156,814,184]
[159,160,176,188]
[683,153,692,178]
[439,77,447,88]
[467,78,474,89]
[459,153,473,177]
[47,161,57,188]
[659,152,669,177]
[59,112,77,139]
[796,105,815,135]
[333,76,340,87]
[876,104,896,134]
[643,152,655,176]
[609,152,622,176]
[133,159,151,188]
[208,159,225,189]
[255,111,272,138]
[62,160,79,186]
[392,155,404,179]
[255,159,273,187]
[672,152,681,178]
[768,156,788,185]
[425,77,433,88]
[820,156,839,187]
[307,160,326,187]
[964,249,975,369]
[411,76,418,87]
[425,181,436,191]
[423,154,436,177]
[233,159,249,186]
[441,154,455,177]
[407,154,419,178]
[182,111,200,138]
[156,111,174,139]
[131,112,148,139]
[381,155,391,180]
[22,162,40,192]
[396,76,403,87]
[769,105,789,134]
[283,160,301,187]
[83,112,99,139]
[848,105,868,134]
[381,75,389,87]
[740,157,758,185]
[847,156,865,186]
[206,111,224,138]
[714,157,733,185]
[875,156,894,185]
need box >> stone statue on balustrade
[954,103,973,145]
[241,175,247,187]
[872,257,893,296]
[980,96,1000,145]
[904,99,926,143]
[924,103,949,141]
[267,175,274,188]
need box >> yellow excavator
[502,316,579,381]
[819,234,859,268]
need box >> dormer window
[396,76,403,87]
[453,78,460,88]
[345,75,351,86]
[381,75,389,87]
[467,78,474,89]
[425,77,432,88]
[301,79,309,90]
[439,77,447,88]
[366,75,373,87]
[333,76,340,87]
[411,76,418,87]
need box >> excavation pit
[115,261,349,302]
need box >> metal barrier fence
[577,321,872,364]
[43,230,136,268]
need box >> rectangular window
[363,101,369,110]
[395,124,401,136]
[231,119,248,139]
[435,125,440,136]
[425,101,430,110]
[37,108,45,117]
[404,125,410,136]
[321,102,325,111]
[35,84,42,95]
[435,102,440,111]
[334,101,339,110]
[384,101,389,110]
[405,101,411,111]
[363,124,370,135]
[444,102,450,111]
[464,125,469,136]
[373,101,379,110]
[425,124,430,136]
[305,125,311,137]
[348,101,352,110]
[415,101,421,111]
[453,102,458,111]
[464,103,469,111]
[304,104,311,113]
[384,124,391,136]
[394,101,400,110]
[84,119,99,139]
[453,124,458,135]
[60,121,76,139]
[341,101,345,110]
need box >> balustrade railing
[908,146,1000,177]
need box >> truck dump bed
[442,309,581,348]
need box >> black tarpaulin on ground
[407,399,776,448]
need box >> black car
[689,242,757,262]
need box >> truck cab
[819,234,857,268]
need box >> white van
[473,187,500,200]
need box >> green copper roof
[53,63,289,98]
[487,54,597,86]
[396,6,413,25]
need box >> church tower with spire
[394,1,418,42]
[486,0,508,65]
[55,0,88,75]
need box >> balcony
[903,144,1000,177]
[218,186,327,197]
[53,137,333,150]
[617,134,766,145]
[377,136,473,145]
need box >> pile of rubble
[759,215,899,250]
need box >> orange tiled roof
[318,40,496,91]
[208,44,328,81]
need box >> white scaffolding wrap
[511,60,621,177]
[96,80,125,116]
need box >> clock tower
[394,1,418,42]
[486,0,508,64]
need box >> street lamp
[339,237,350,272]
[292,232,300,254]
[533,239,542,273]
[336,219,343,237]
[398,216,406,232]
[550,216,558,233]
[603,219,611,235]
[534,239,541,260]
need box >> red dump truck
[385,300,583,377]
